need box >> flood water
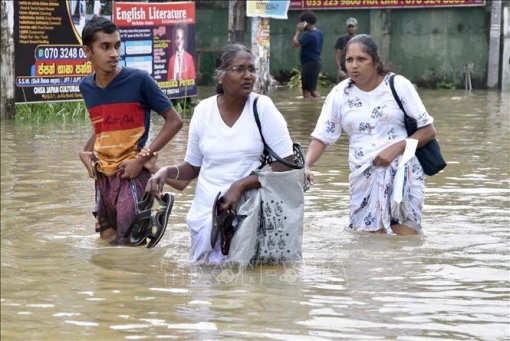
[1,87,509,340]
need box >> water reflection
[1,88,509,340]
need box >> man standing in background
[335,17,358,82]
[292,10,323,98]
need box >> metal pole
[0,0,15,119]
[487,0,502,89]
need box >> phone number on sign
[303,0,341,7]
[36,46,88,60]
[300,0,473,7]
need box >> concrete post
[487,0,502,89]
[370,9,391,63]
[1,0,15,120]
[502,6,510,92]
[228,0,246,44]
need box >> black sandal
[124,192,155,246]
[210,192,222,249]
[210,192,236,254]
[124,209,153,245]
[147,192,174,248]
[220,210,236,255]
[137,191,154,212]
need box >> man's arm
[334,37,344,70]
[138,107,183,165]
[292,31,301,48]
[82,132,95,152]
[121,107,183,179]
[291,22,305,48]
[335,48,342,69]
[79,132,96,178]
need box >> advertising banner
[13,0,103,103]
[289,0,486,10]
[13,1,196,104]
[113,2,197,99]
[247,0,291,19]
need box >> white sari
[311,74,433,233]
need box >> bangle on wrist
[173,165,180,180]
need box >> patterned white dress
[311,73,434,233]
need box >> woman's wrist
[164,165,180,180]
[172,165,180,180]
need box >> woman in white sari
[146,44,294,262]
[305,34,438,235]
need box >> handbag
[389,74,447,176]
[253,96,305,170]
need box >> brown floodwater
[1,87,509,340]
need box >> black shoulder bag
[389,74,446,176]
[253,97,305,170]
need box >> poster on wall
[251,18,271,94]
[246,0,291,19]
[113,2,197,99]
[13,0,112,103]
[13,1,196,103]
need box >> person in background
[93,0,102,16]
[291,10,324,98]
[78,16,183,245]
[335,17,358,83]
[146,44,295,263]
[167,24,196,81]
[305,34,438,235]
[71,0,87,36]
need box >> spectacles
[226,66,257,75]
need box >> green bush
[287,68,333,89]
[435,81,458,90]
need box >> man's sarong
[94,168,151,245]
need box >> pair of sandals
[124,192,174,248]
[210,192,237,255]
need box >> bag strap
[253,96,302,169]
[390,74,419,136]
[389,74,408,117]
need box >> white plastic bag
[391,138,418,221]
[226,167,307,267]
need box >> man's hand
[119,158,144,179]
[138,148,159,174]
[296,22,306,32]
[79,151,96,179]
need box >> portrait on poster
[167,24,196,81]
